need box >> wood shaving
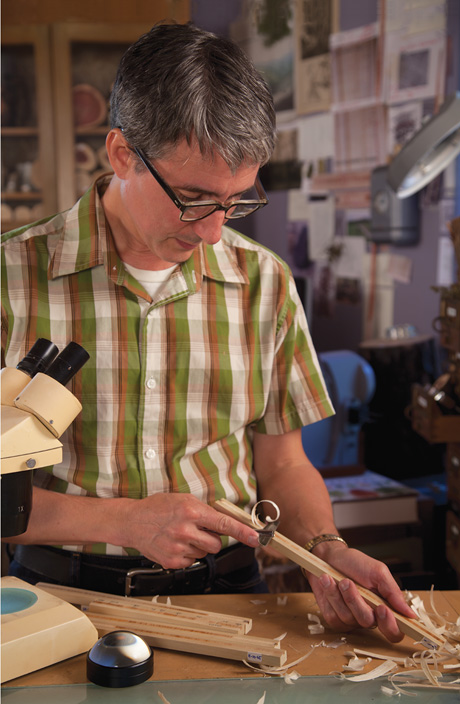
[276,595,288,606]
[152,595,171,606]
[307,612,325,635]
[244,641,322,677]
[380,684,399,697]
[336,659,398,682]
[425,586,460,642]
[157,692,173,704]
[418,651,441,687]
[343,655,371,671]
[256,693,266,704]
[250,500,280,527]
[350,648,414,666]
[405,591,445,637]
[389,669,460,694]
[340,592,460,695]
[308,625,325,635]
[244,637,350,682]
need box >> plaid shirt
[1,177,333,554]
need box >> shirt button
[146,377,156,390]
[145,448,156,460]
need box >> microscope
[1,339,98,682]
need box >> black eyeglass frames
[133,146,268,222]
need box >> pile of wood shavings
[244,638,346,683]
[336,589,460,696]
[243,590,460,694]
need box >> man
[1,23,414,641]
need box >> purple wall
[191,0,460,351]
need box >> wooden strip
[214,499,445,649]
[88,599,246,635]
[86,611,287,667]
[36,582,252,633]
[86,609,280,650]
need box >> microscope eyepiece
[16,338,59,377]
[44,341,90,386]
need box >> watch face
[373,189,390,214]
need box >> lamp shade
[387,93,460,199]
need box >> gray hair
[110,23,276,170]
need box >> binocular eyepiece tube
[16,338,90,386]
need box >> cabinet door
[1,25,57,232]
[51,23,156,212]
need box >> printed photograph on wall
[230,0,295,119]
[260,127,302,190]
[295,0,333,115]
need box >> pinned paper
[308,197,335,261]
[387,254,413,284]
[335,236,366,280]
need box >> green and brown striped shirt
[1,177,333,554]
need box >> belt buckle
[124,561,204,596]
[124,565,167,596]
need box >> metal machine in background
[301,350,376,470]
[1,339,98,683]
[369,164,420,246]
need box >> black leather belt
[13,543,256,597]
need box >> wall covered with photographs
[227,0,458,349]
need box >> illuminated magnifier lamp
[370,93,460,245]
[387,92,460,199]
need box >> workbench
[2,591,460,703]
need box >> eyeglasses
[133,147,268,222]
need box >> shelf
[2,12,190,217]
[1,192,43,201]
[2,25,57,218]
[75,126,110,137]
[51,22,156,210]
[1,127,40,137]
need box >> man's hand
[304,543,415,642]
[122,493,260,568]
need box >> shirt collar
[49,176,249,288]
[49,175,112,280]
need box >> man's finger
[375,604,405,643]
[210,511,260,547]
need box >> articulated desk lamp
[386,92,460,200]
[1,339,98,682]
[371,93,460,244]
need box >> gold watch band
[304,533,348,553]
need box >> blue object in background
[301,350,375,468]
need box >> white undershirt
[123,262,177,299]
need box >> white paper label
[247,652,263,663]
